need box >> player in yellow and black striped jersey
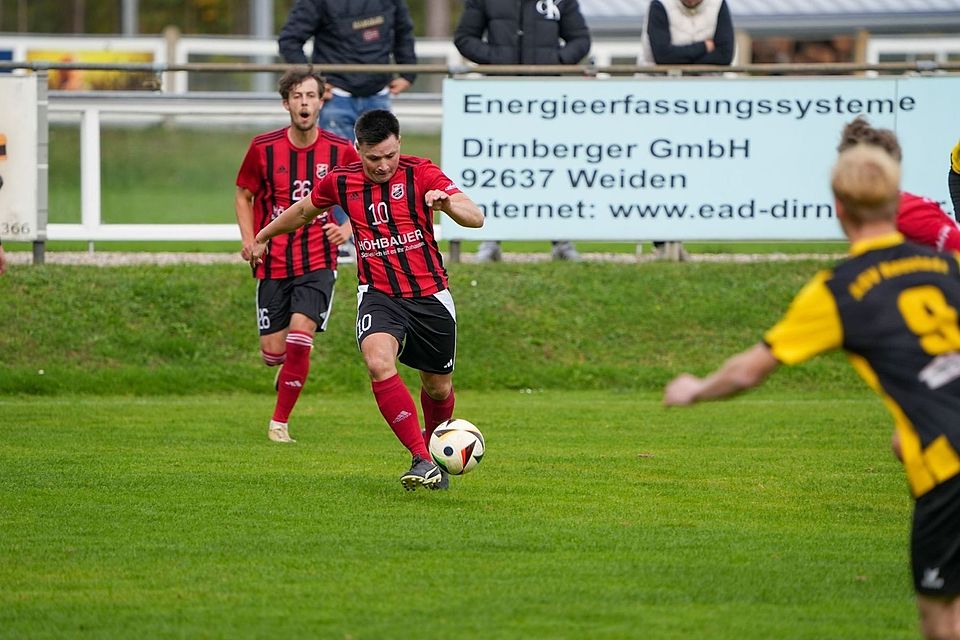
[950,138,960,220]
[665,144,960,639]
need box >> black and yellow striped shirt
[764,232,960,498]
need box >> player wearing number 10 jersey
[665,145,960,639]
[235,68,359,444]
[247,109,484,491]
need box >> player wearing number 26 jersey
[235,68,360,445]
[237,121,357,280]
[665,145,960,638]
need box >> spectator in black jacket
[455,0,591,262]
[278,0,417,141]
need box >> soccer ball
[429,419,485,476]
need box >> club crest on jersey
[316,163,328,178]
[391,183,405,200]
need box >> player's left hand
[663,373,702,406]
[323,222,350,246]
[425,190,450,213]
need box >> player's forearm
[255,196,320,243]
[445,195,485,228]
[234,194,256,243]
[695,344,778,401]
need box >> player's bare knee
[364,353,397,381]
[421,375,452,400]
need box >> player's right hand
[663,373,702,406]
[246,240,266,269]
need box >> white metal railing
[12,31,957,245]
[45,92,443,243]
[7,32,960,91]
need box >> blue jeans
[319,91,392,141]
[319,91,392,225]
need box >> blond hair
[831,144,900,224]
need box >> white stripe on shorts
[432,288,457,322]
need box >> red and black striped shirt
[311,155,461,298]
[237,127,359,280]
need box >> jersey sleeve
[310,172,340,211]
[338,142,361,166]
[417,161,462,196]
[763,271,843,365]
[897,193,960,251]
[236,143,262,193]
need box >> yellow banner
[26,49,154,91]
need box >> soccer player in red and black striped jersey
[247,109,484,490]
[838,117,960,253]
[665,145,960,638]
[235,67,360,444]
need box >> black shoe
[400,455,442,491]
[428,468,449,491]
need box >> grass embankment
[1,259,854,395]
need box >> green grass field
[1,392,914,639]
[0,125,923,637]
[0,259,924,637]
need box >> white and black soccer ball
[428,419,485,476]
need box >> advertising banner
[26,49,154,90]
[0,75,38,242]
[441,76,960,241]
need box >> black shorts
[912,473,960,596]
[256,269,337,336]
[355,287,457,374]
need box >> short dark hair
[354,109,400,146]
[837,116,902,162]
[277,67,325,100]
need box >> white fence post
[80,108,101,252]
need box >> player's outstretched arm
[663,343,779,406]
[247,195,324,267]
[425,191,484,228]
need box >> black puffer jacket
[454,0,592,65]
[278,0,417,96]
